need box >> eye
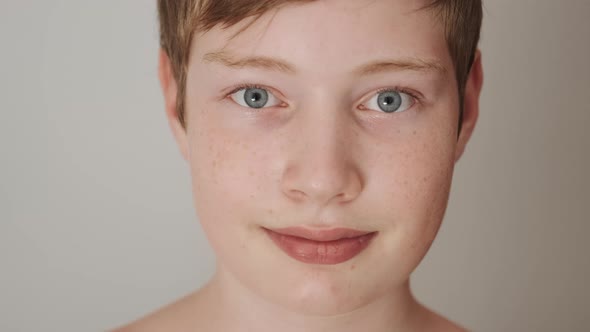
[363,89,415,113]
[229,85,281,109]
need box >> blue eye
[229,86,281,109]
[365,89,414,113]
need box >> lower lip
[263,228,377,265]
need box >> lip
[266,226,374,241]
[262,226,378,265]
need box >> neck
[201,264,422,332]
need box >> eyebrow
[202,50,447,76]
[203,51,297,74]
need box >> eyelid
[375,86,422,101]
[358,87,421,113]
[224,83,287,108]
[366,87,422,105]
[223,83,423,111]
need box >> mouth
[262,226,378,265]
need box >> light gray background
[1,1,589,331]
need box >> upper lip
[264,226,375,242]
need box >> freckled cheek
[370,147,453,271]
[375,141,454,223]
[187,137,262,252]
[188,128,272,212]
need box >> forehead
[191,0,450,78]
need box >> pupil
[377,91,402,113]
[244,88,268,108]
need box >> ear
[455,50,484,162]
[158,48,189,162]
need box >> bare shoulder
[426,312,468,332]
[110,289,214,332]
[413,303,469,332]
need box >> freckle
[267,209,274,215]
[413,130,417,135]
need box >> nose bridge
[280,98,363,207]
[303,103,350,166]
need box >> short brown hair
[158,0,482,129]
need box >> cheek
[369,127,456,271]
[369,119,455,213]
[185,115,272,250]
[399,142,454,216]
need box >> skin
[115,0,483,331]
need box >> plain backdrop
[1,1,589,331]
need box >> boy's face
[162,0,481,315]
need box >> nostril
[286,189,307,202]
[280,157,363,206]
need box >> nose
[280,106,363,207]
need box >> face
[161,0,481,316]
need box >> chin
[260,268,383,316]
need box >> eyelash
[225,83,287,108]
[374,87,421,104]
[224,83,422,109]
[227,83,268,96]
